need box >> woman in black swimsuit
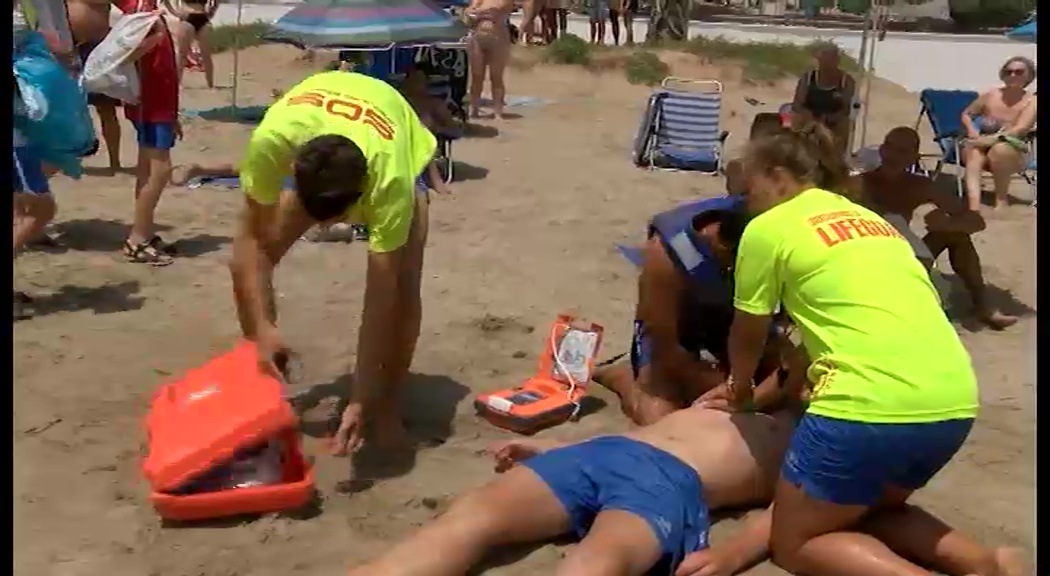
[791,43,856,156]
[162,0,218,88]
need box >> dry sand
[13,45,1035,575]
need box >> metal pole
[230,0,244,111]
[858,4,881,151]
[850,8,871,155]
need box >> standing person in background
[519,0,541,44]
[66,0,113,46]
[608,0,635,45]
[552,0,569,37]
[14,0,74,317]
[464,0,514,119]
[588,0,608,45]
[161,0,219,88]
[791,43,856,157]
[78,41,125,174]
[113,0,183,265]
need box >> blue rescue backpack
[13,30,96,178]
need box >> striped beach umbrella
[1006,17,1037,43]
[264,0,469,50]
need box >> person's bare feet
[170,164,201,186]
[977,307,1019,330]
[989,546,1028,576]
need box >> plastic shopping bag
[13,30,96,178]
[81,10,161,104]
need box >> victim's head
[293,135,369,223]
[694,207,751,268]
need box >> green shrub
[624,51,670,86]
[545,34,592,66]
[208,22,273,55]
[684,37,861,83]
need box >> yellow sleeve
[239,128,294,206]
[365,175,415,254]
[362,107,437,254]
[733,215,783,316]
[406,106,438,180]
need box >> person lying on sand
[229,70,438,453]
[347,390,1024,576]
[346,403,802,576]
[856,127,1017,330]
[592,194,798,426]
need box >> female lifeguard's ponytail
[744,119,853,200]
[793,121,852,198]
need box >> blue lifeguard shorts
[782,413,975,506]
[523,436,710,573]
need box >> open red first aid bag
[143,342,315,521]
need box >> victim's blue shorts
[523,436,709,574]
[131,121,177,150]
[782,413,975,506]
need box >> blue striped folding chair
[632,78,729,174]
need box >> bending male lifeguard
[229,71,438,453]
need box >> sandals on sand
[124,236,176,266]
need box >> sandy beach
[13,44,1035,575]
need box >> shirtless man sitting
[960,57,1037,211]
[857,127,1017,330]
[346,395,1024,576]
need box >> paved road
[210,4,1035,92]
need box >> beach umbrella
[264,0,469,50]
[1006,17,1037,43]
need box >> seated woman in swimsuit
[960,56,1038,211]
[463,0,513,119]
[791,43,856,157]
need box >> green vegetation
[683,37,861,82]
[544,34,592,66]
[208,22,273,55]
[624,51,670,86]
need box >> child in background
[115,0,182,266]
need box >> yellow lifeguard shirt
[733,188,978,424]
[240,71,436,253]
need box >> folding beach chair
[915,89,1037,202]
[633,78,729,174]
